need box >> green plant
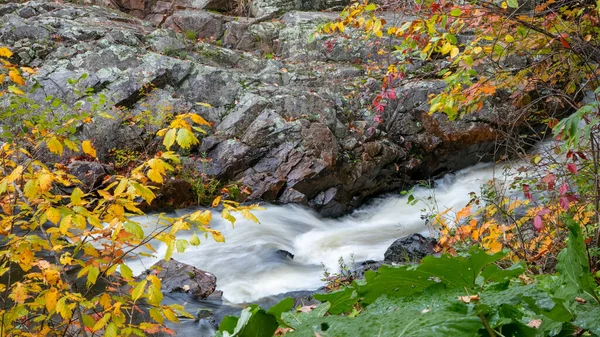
[184,30,198,41]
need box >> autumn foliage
[0,47,260,336]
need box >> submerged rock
[383,233,437,264]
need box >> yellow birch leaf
[0,46,13,58]
[163,128,177,150]
[8,85,24,95]
[10,282,27,304]
[450,46,460,58]
[147,169,163,183]
[372,19,382,34]
[45,288,58,312]
[46,207,61,225]
[212,195,222,208]
[441,42,453,55]
[46,137,63,156]
[6,165,24,183]
[81,140,97,158]
[8,70,25,85]
[212,231,225,242]
[189,113,211,126]
[176,128,198,149]
[38,173,54,192]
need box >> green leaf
[507,0,518,8]
[219,315,239,334]
[229,305,278,337]
[556,217,598,302]
[314,287,359,314]
[450,8,462,16]
[266,297,294,324]
[105,322,118,337]
[364,3,377,11]
[286,300,482,337]
[282,302,330,329]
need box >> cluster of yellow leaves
[0,46,35,96]
[0,47,262,336]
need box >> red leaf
[567,163,578,174]
[559,35,570,49]
[559,183,568,195]
[559,196,570,210]
[541,173,556,190]
[533,215,544,231]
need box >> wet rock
[383,233,437,264]
[67,161,113,189]
[275,249,294,260]
[148,259,217,300]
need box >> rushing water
[127,162,507,305]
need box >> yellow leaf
[163,128,177,150]
[501,1,508,8]
[92,313,111,332]
[46,137,64,156]
[189,113,211,126]
[372,19,382,34]
[488,241,503,253]
[0,74,4,83]
[71,187,84,206]
[114,178,128,196]
[6,165,24,183]
[132,280,146,301]
[211,231,225,242]
[38,173,54,192]
[45,288,59,312]
[473,46,483,54]
[8,85,24,95]
[190,210,212,225]
[195,102,214,109]
[81,140,97,157]
[9,70,25,85]
[56,297,73,320]
[46,207,61,225]
[212,195,222,208]
[176,128,199,149]
[0,46,12,58]
[241,210,260,224]
[163,308,179,323]
[440,42,453,55]
[450,46,460,59]
[504,34,515,43]
[20,66,35,74]
[147,169,163,183]
[10,282,27,304]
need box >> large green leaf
[313,287,358,314]
[556,217,598,303]
[220,305,278,337]
[266,297,294,325]
[287,297,482,337]
[281,302,330,329]
[357,246,508,304]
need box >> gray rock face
[384,233,437,264]
[150,259,217,300]
[0,2,552,216]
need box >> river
[127,162,506,306]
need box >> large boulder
[383,233,437,264]
[147,259,217,300]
